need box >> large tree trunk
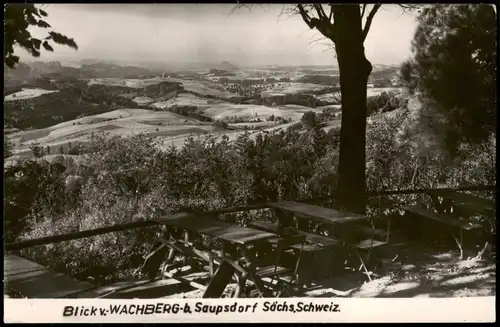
[333,5,373,214]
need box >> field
[132,96,155,106]
[4,88,59,101]
[89,77,239,100]
[5,103,309,163]
[201,103,321,121]
[262,83,327,97]
[367,87,404,97]
[6,109,213,158]
[151,93,216,110]
[5,74,404,164]
[88,77,167,88]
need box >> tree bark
[333,5,373,214]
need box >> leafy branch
[4,4,78,69]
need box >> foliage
[301,111,317,129]
[401,4,497,151]
[4,158,69,243]
[212,121,228,129]
[4,136,13,159]
[4,4,78,68]
[29,142,44,158]
[367,92,408,116]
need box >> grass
[132,97,155,105]
[89,77,238,100]
[367,87,404,97]
[5,109,211,158]
[151,93,214,110]
[4,88,59,102]
[262,83,327,97]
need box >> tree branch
[399,4,422,14]
[313,4,328,22]
[297,4,315,29]
[362,4,381,42]
[361,4,367,20]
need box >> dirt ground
[161,244,496,299]
[5,244,494,300]
[306,244,496,298]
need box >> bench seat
[349,225,388,239]
[4,254,99,298]
[256,265,293,278]
[403,206,483,230]
[248,220,341,248]
[354,238,388,250]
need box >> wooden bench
[348,225,389,241]
[404,205,484,259]
[403,206,484,231]
[4,254,100,298]
[353,239,388,250]
[249,220,345,286]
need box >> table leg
[208,255,215,278]
[294,214,310,232]
[442,199,453,214]
[239,245,272,297]
[202,261,235,298]
[356,250,372,282]
[450,230,464,260]
[275,209,293,230]
[233,272,247,298]
[141,243,169,279]
[182,231,191,265]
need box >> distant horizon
[16,4,418,68]
[19,57,402,70]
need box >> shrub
[29,142,44,158]
[212,121,228,129]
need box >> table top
[158,212,277,246]
[268,200,369,225]
[427,189,496,214]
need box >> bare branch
[277,5,297,22]
[230,4,267,16]
[362,4,381,42]
[313,4,329,21]
[230,4,248,15]
[308,36,330,50]
[297,4,315,29]
[361,4,367,19]
[328,5,333,21]
[399,4,422,13]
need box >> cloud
[20,4,418,66]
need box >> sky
[20,4,419,67]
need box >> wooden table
[268,200,369,226]
[267,201,384,281]
[152,212,281,298]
